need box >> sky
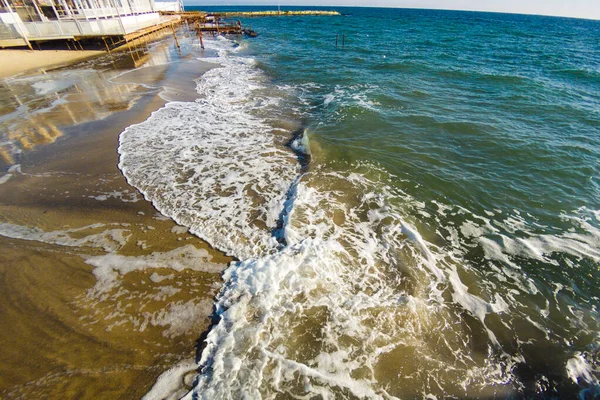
[181,0,600,20]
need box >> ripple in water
[121,11,600,399]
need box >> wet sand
[0,49,105,80]
[0,34,230,398]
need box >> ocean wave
[186,163,525,399]
[118,40,299,260]
[121,36,600,399]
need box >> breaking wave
[119,37,600,399]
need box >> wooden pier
[0,8,339,67]
[161,11,245,36]
[121,19,183,66]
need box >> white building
[0,0,183,48]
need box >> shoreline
[2,8,598,399]
[0,36,230,398]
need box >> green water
[120,7,600,398]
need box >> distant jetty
[161,10,341,19]
[210,10,341,17]
[165,10,341,40]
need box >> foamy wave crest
[188,157,599,398]
[118,38,299,259]
[188,166,521,399]
[123,37,599,399]
[122,37,519,399]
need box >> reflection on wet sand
[0,32,212,170]
[0,66,141,169]
[0,33,225,398]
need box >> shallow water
[0,33,232,398]
[121,8,599,399]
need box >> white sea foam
[0,221,221,340]
[0,219,223,340]
[142,359,198,400]
[0,164,21,185]
[188,169,518,398]
[0,222,130,252]
[322,84,381,119]
[78,242,223,338]
[149,299,214,338]
[120,36,522,399]
[85,244,223,295]
[128,36,600,399]
[170,225,189,234]
[87,190,141,203]
[150,272,175,283]
[118,38,299,260]
[0,174,11,184]
[566,353,598,385]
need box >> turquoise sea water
[121,7,600,399]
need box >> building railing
[22,18,124,37]
[0,10,165,42]
[0,22,20,39]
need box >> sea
[118,7,600,399]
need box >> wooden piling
[102,37,111,53]
[171,24,180,48]
[127,39,135,63]
[198,24,204,49]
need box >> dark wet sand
[0,36,231,399]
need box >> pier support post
[171,24,180,48]
[198,23,204,49]
[102,37,111,53]
[126,39,135,63]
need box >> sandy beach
[0,49,106,80]
[0,33,229,398]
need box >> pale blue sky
[182,0,600,20]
